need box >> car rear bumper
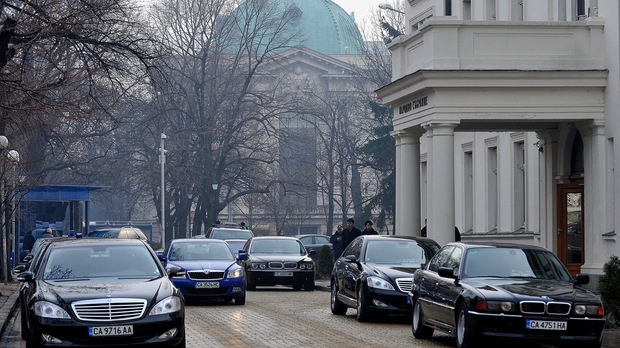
[470,311,605,344]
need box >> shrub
[600,255,620,328]
[316,244,334,279]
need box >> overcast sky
[332,0,379,27]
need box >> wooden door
[557,184,584,276]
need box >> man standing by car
[363,220,378,235]
[330,225,344,259]
[342,218,361,249]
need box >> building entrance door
[557,184,584,276]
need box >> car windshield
[43,245,163,280]
[250,239,305,255]
[364,239,432,267]
[463,247,572,281]
[169,242,234,261]
[211,229,253,241]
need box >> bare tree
[146,0,302,240]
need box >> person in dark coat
[363,220,378,235]
[23,230,35,251]
[342,218,361,249]
[330,225,344,259]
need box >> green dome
[234,0,363,55]
[279,0,363,55]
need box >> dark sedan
[410,242,606,348]
[330,235,441,322]
[295,234,333,261]
[242,236,315,291]
[16,238,185,347]
[160,238,247,305]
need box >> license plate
[196,281,220,289]
[274,271,293,277]
[526,320,567,330]
[89,325,133,337]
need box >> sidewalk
[0,283,20,339]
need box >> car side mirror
[308,249,316,255]
[343,255,357,263]
[438,267,457,279]
[166,265,183,277]
[157,253,166,262]
[574,273,590,286]
[237,252,248,261]
[16,271,34,283]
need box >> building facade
[377,0,616,286]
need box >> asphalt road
[2,285,619,347]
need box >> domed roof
[234,0,363,55]
[278,0,363,55]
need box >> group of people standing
[329,218,378,259]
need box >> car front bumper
[32,313,184,347]
[172,277,245,301]
[469,311,606,345]
[247,269,314,286]
[363,287,411,314]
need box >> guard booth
[16,185,105,260]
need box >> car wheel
[26,324,42,348]
[411,295,433,339]
[304,279,315,291]
[330,281,347,315]
[356,285,370,322]
[456,302,478,348]
[20,303,28,340]
[246,274,256,291]
[234,292,246,305]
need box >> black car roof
[446,242,550,251]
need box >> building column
[536,130,558,252]
[423,122,458,246]
[393,129,424,236]
[579,120,607,275]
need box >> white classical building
[377,0,616,285]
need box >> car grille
[268,262,298,269]
[395,278,412,292]
[72,298,147,322]
[188,270,225,280]
[520,301,571,315]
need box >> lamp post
[187,193,192,238]
[7,150,19,273]
[159,133,167,249]
[378,2,405,14]
[211,181,218,224]
[0,137,18,284]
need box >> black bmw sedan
[242,236,315,291]
[410,242,605,348]
[330,235,440,322]
[17,238,185,347]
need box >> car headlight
[227,268,244,278]
[366,276,395,290]
[299,262,314,270]
[34,301,71,319]
[574,304,604,317]
[475,300,517,313]
[250,263,266,270]
[149,296,183,316]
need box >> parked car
[224,239,247,256]
[16,238,185,347]
[330,235,441,322]
[102,227,148,240]
[159,238,247,305]
[410,242,606,348]
[205,224,254,241]
[295,234,332,260]
[242,236,315,291]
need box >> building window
[487,144,498,230]
[445,0,452,16]
[463,148,473,233]
[576,0,586,20]
[514,141,525,229]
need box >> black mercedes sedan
[410,242,605,348]
[16,238,185,347]
[242,236,315,291]
[330,235,441,322]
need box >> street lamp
[159,133,167,249]
[187,193,192,238]
[379,3,405,14]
